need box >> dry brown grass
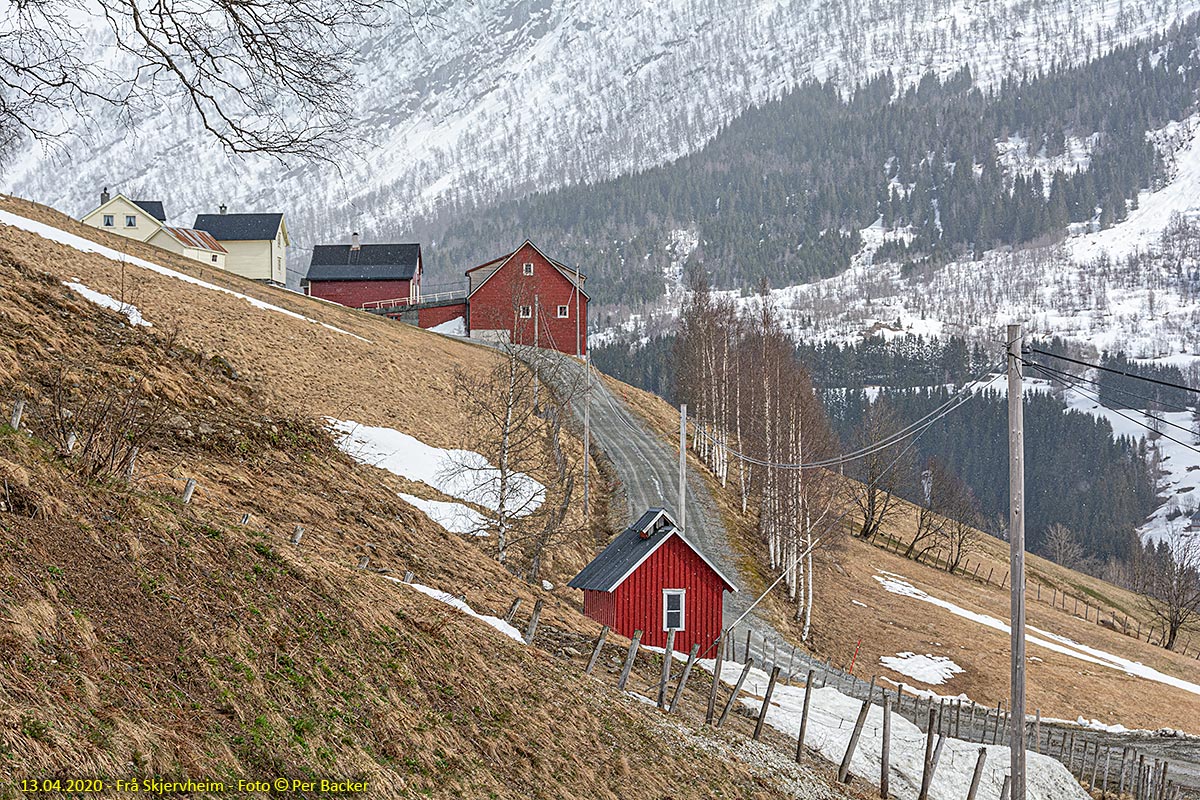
[606,374,1200,734]
[0,199,857,799]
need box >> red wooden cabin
[304,236,422,308]
[463,240,588,356]
[569,508,737,653]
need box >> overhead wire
[1028,348,1200,397]
[691,361,1006,470]
[1023,360,1200,458]
[1026,359,1196,421]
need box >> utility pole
[533,294,540,409]
[583,354,591,518]
[679,404,687,534]
[1006,322,1027,800]
[575,264,581,360]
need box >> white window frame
[125,214,137,227]
[662,589,685,632]
[523,262,534,276]
[102,214,114,227]
[519,305,533,319]
[557,305,569,318]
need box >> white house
[80,189,167,243]
[193,209,288,284]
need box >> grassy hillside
[0,197,856,799]
[607,376,1200,734]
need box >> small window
[102,214,114,227]
[663,589,685,631]
[519,305,532,319]
[557,305,569,318]
[523,262,534,276]
[125,215,137,227]
[211,254,219,263]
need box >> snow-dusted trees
[677,274,840,633]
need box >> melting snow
[429,316,466,336]
[388,579,523,642]
[398,492,490,536]
[875,571,1200,697]
[63,281,150,327]
[0,210,368,342]
[329,418,545,516]
[879,652,964,686]
[703,660,1086,800]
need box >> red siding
[467,243,588,355]
[417,301,468,328]
[587,535,726,655]
[308,279,411,308]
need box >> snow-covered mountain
[4,0,1198,286]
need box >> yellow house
[80,190,167,243]
[193,211,289,283]
[147,227,227,270]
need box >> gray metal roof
[568,508,738,593]
[306,243,421,282]
[132,200,167,222]
[194,213,284,241]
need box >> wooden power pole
[679,403,687,534]
[1007,322,1027,800]
[583,354,591,516]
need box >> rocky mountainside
[3,0,1195,287]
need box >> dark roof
[568,508,737,593]
[194,213,284,241]
[306,243,422,282]
[133,200,167,222]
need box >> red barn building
[463,240,588,356]
[569,508,737,653]
[303,236,422,308]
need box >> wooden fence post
[752,665,781,741]
[706,632,724,724]
[239,512,250,526]
[966,747,988,800]
[585,626,608,675]
[795,668,814,763]
[918,708,937,800]
[717,657,754,728]
[668,644,700,714]
[838,693,872,782]
[744,629,752,664]
[616,630,643,691]
[999,775,1011,800]
[9,397,24,431]
[290,524,304,546]
[523,598,543,645]
[657,629,676,708]
[181,478,197,504]
[880,695,891,798]
[503,598,522,624]
[1034,709,1041,753]
[124,446,138,483]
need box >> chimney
[218,203,227,214]
[100,187,110,205]
[350,232,361,251]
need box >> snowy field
[879,653,964,686]
[328,419,545,516]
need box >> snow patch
[329,418,545,516]
[390,579,523,642]
[879,652,964,686]
[429,316,466,336]
[63,281,150,327]
[398,492,490,536]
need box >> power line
[1027,359,1195,417]
[1023,361,1200,458]
[693,363,1005,471]
[1028,348,1200,397]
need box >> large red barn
[464,240,588,356]
[569,508,737,653]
